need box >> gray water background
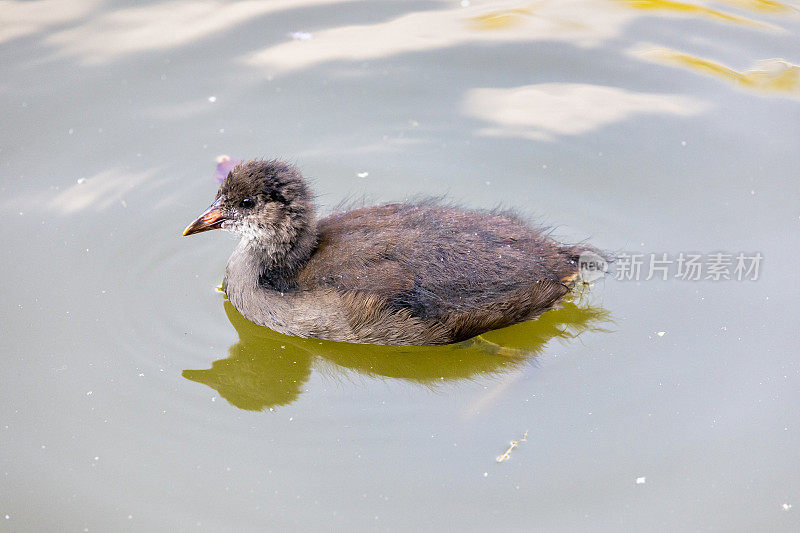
[1,0,799,530]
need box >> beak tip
[182,203,226,237]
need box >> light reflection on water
[636,48,800,97]
[461,83,709,141]
[618,0,774,26]
[2,0,799,530]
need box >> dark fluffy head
[213,159,315,242]
[183,159,318,284]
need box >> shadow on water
[183,298,611,411]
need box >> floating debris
[357,171,369,178]
[291,31,313,41]
[636,476,646,484]
[657,331,666,337]
[496,430,528,462]
[782,503,793,511]
[214,155,242,183]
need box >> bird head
[183,159,314,243]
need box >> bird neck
[225,215,317,296]
[222,233,310,334]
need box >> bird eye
[239,198,255,209]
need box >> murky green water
[2,1,799,530]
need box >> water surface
[2,0,799,530]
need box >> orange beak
[182,199,228,236]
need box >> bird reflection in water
[183,298,610,411]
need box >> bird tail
[558,243,614,285]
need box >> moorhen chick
[183,159,602,345]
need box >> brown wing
[298,203,576,342]
[439,279,568,342]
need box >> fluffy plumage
[183,159,602,345]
